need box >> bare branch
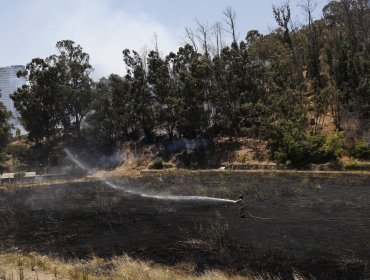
[184,26,198,52]
[195,20,212,57]
[223,6,238,43]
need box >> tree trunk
[75,114,81,140]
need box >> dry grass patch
[0,253,307,280]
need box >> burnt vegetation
[1,172,370,279]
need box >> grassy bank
[0,253,306,280]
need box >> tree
[212,40,266,136]
[123,49,156,140]
[12,40,94,142]
[223,7,238,44]
[56,40,94,140]
[0,102,12,150]
[147,50,180,138]
[12,58,63,142]
[273,2,303,84]
[321,1,370,131]
[301,0,321,83]
[194,20,212,58]
[88,75,131,142]
[169,44,207,137]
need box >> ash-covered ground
[1,171,370,279]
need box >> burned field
[1,171,370,279]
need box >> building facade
[0,65,26,134]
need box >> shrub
[323,131,346,158]
[148,158,163,169]
[61,165,73,174]
[306,133,332,163]
[48,151,59,166]
[14,171,26,178]
[268,121,341,167]
[6,144,30,160]
[268,120,334,166]
[268,119,307,166]
[351,140,370,160]
[162,163,173,169]
[0,150,6,165]
[344,160,370,170]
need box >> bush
[344,160,370,170]
[268,120,306,166]
[162,163,173,169]
[148,158,163,169]
[48,151,59,166]
[268,120,334,167]
[14,171,26,178]
[268,120,342,167]
[351,140,370,160]
[6,144,30,160]
[0,150,6,165]
[323,132,346,158]
[61,165,73,174]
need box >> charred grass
[1,171,370,279]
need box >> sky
[0,0,326,79]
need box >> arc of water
[64,148,236,204]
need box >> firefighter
[235,195,246,218]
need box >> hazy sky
[0,0,325,79]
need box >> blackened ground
[1,171,370,279]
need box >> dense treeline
[2,0,370,167]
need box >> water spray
[64,148,236,204]
[64,149,92,174]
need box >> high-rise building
[0,65,26,134]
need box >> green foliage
[168,45,208,137]
[268,120,339,167]
[6,144,30,158]
[351,140,370,160]
[0,150,6,167]
[323,132,347,158]
[268,119,308,166]
[14,171,25,178]
[12,40,93,142]
[88,74,131,142]
[9,1,370,169]
[344,160,370,171]
[56,40,94,139]
[0,102,12,150]
[123,49,156,140]
[211,41,266,135]
[12,58,65,141]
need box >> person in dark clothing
[235,195,246,218]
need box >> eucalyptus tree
[89,74,131,142]
[123,49,155,140]
[12,40,94,142]
[212,40,266,136]
[147,50,180,138]
[0,102,12,149]
[12,58,63,142]
[322,0,370,130]
[56,40,94,140]
[169,44,207,137]
[273,2,303,84]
